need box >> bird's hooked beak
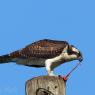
[78,52,83,62]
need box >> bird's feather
[18,39,69,58]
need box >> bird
[0,39,83,79]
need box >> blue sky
[0,0,95,95]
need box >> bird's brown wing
[18,39,69,59]
[0,39,68,63]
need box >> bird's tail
[0,50,20,63]
[0,54,12,63]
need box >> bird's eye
[67,49,73,55]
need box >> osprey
[0,39,83,78]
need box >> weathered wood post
[26,76,66,95]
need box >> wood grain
[26,76,66,95]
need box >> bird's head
[63,45,83,62]
[68,45,83,62]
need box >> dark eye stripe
[68,50,78,55]
[72,52,78,55]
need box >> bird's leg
[48,70,55,76]
[45,60,56,76]
[46,65,55,76]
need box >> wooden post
[25,76,66,95]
